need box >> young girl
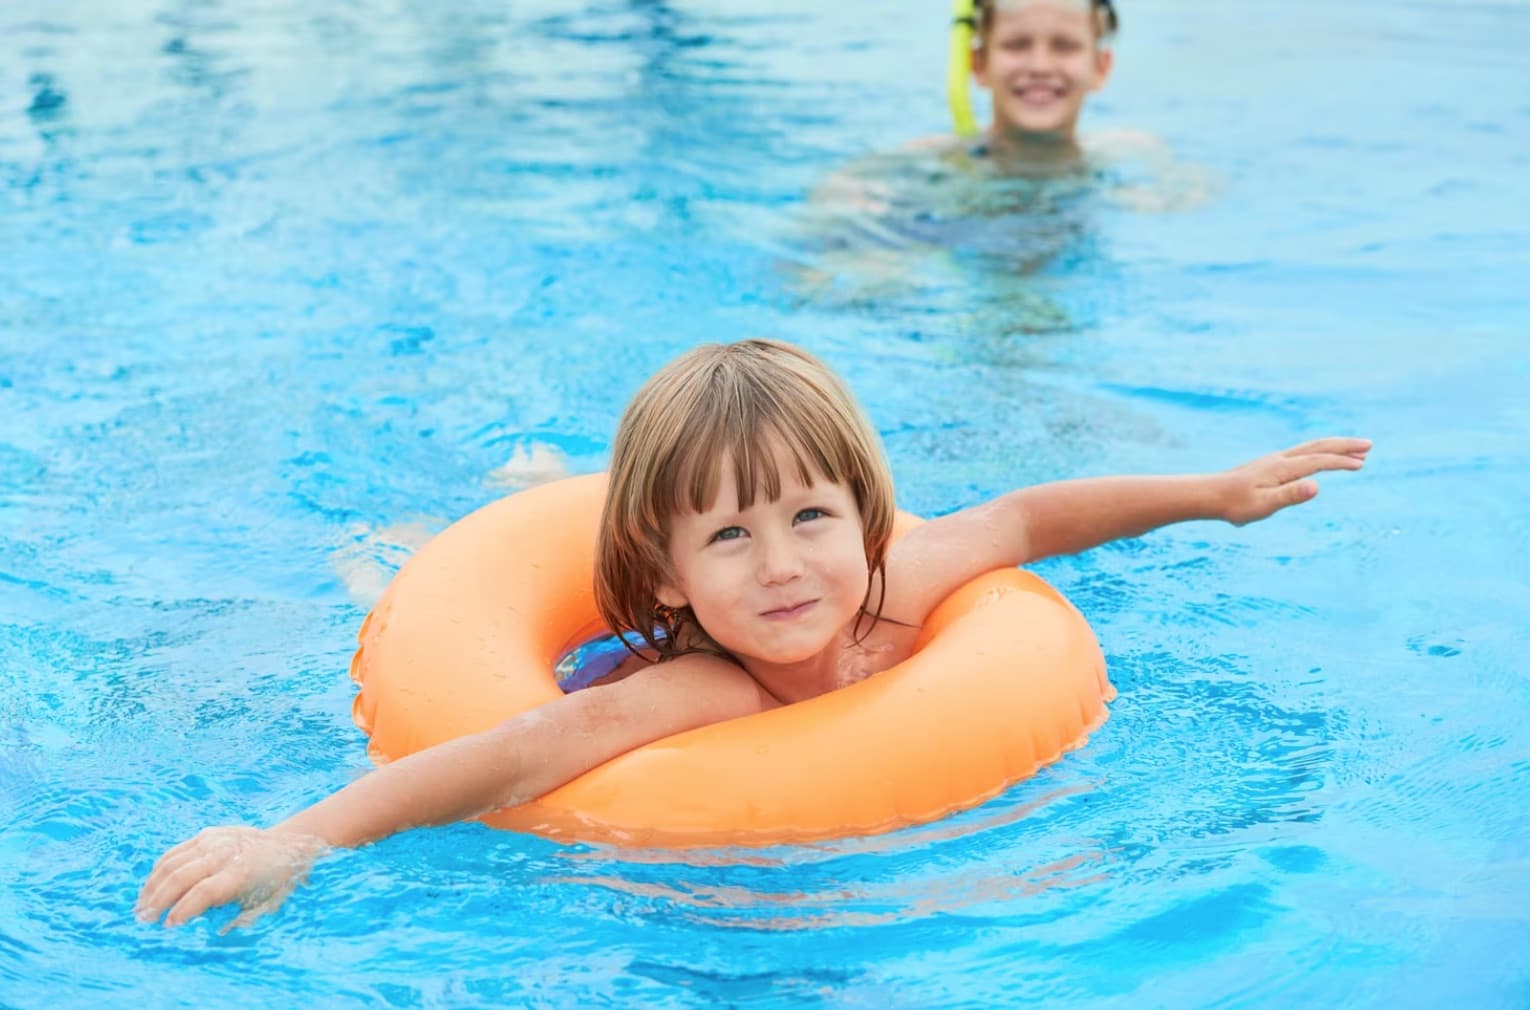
[136,339,1369,929]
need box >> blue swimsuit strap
[554,630,659,692]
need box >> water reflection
[558,780,1100,869]
[543,781,1113,930]
[560,849,1108,931]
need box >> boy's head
[971,0,1116,141]
[595,339,895,658]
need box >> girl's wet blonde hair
[595,339,896,662]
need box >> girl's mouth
[762,599,818,621]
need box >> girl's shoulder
[512,650,775,800]
[574,649,775,725]
[877,506,1020,630]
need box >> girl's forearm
[1009,473,1224,562]
[274,727,526,849]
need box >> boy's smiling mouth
[1013,82,1066,104]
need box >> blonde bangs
[661,406,865,520]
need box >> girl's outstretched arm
[1000,436,1372,560]
[135,655,765,929]
[881,438,1371,624]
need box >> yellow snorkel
[947,0,979,136]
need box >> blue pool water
[3,1,1528,1007]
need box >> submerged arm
[136,657,763,928]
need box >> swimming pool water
[3,1,1527,1007]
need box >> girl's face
[658,441,870,676]
[973,0,1113,140]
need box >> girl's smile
[761,599,818,621]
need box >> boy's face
[972,0,1113,140]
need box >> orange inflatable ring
[350,473,1113,847]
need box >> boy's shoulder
[903,134,961,153]
[1084,128,1221,213]
[1085,126,1170,161]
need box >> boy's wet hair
[979,0,1119,42]
[596,339,896,663]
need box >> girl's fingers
[1281,437,1372,459]
[144,835,209,881]
[224,888,289,934]
[1267,452,1364,487]
[142,836,215,893]
[226,904,267,933]
[1286,480,1318,506]
[137,852,219,922]
[1287,452,1367,480]
[138,828,239,917]
[1249,478,1317,522]
[165,870,244,928]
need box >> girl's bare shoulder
[877,507,1015,629]
[555,651,773,744]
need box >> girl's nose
[756,534,805,585]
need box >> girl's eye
[709,526,745,543]
[794,508,827,525]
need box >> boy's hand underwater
[1218,437,1371,526]
[135,826,327,929]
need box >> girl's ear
[655,582,689,610]
[1089,47,1114,90]
[971,45,990,88]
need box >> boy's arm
[135,655,765,929]
[881,438,1370,624]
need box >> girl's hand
[1219,437,1371,526]
[135,826,328,930]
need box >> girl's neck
[736,627,875,705]
[739,646,848,706]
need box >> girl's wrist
[271,811,343,849]
[1199,472,1235,524]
